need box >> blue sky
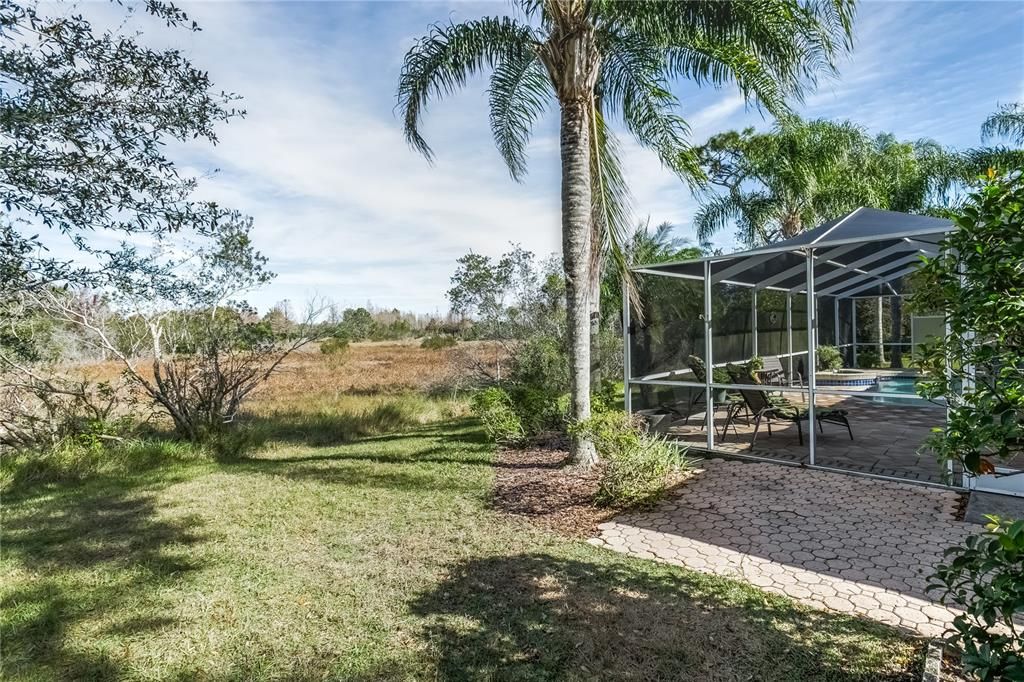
[161,0,1024,314]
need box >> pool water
[867,376,936,405]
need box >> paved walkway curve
[587,458,974,637]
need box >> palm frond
[693,191,746,246]
[981,102,1024,145]
[488,50,552,181]
[599,31,704,185]
[602,0,855,107]
[397,17,536,161]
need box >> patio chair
[723,377,853,447]
[652,355,708,422]
[674,355,744,435]
[756,355,786,385]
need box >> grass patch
[2,420,923,680]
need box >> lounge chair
[722,372,853,446]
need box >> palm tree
[694,119,869,246]
[599,219,700,326]
[981,102,1024,146]
[695,120,963,248]
[398,0,855,465]
[694,117,963,366]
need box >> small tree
[911,170,1023,477]
[31,218,331,443]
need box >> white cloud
[61,0,1021,313]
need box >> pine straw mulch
[491,439,619,538]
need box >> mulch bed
[491,442,617,538]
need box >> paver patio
[588,458,975,637]
[664,394,950,483]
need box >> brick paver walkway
[588,458,974,637]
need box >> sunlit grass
[1,419,925,681]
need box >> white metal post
[622,279,632,414]
[805,249,817,466]
[852,300,858,368]
[751,288,759,357]
[786,294,794,384]
[703,260,714,450]
[944,315,955,485]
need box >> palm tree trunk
[877,297,886,364]
[560,99,598,467]
[890,295,903,368]
[589,262,602,387]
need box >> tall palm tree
[398,0,855,465]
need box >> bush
[816,345,844,371]
[508,335,568,397]
[320,336,350,355]
[928,516,1024,681]
[471,387,525,445]
[573,411,691,508]
[856,348,880,368]
[591,378,623,414]
[420,334,457,350]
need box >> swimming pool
[867,376,936,405]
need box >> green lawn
[1,417,923,680]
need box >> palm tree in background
[398,0,855,465]
[599,219,700,327]
[694,116,963,366]
[693,119,867,246]
[981,102,1024,146]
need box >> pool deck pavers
[587,458,975,637]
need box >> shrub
[856,347,880,368]
[591,378,623,414]
[471,387,525,445]
[320,336,350,355]
[508,335,568,397]
[816,345,843,371]
[573,411,691,508]
[420,334,457,350]
[928,516,1024,681]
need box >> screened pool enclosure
[622,207,1015,492]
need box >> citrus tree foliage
[929,516,1024,681]
[911,171,1024,476]
[1,0,242,291]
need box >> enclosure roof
[633,207,954,298]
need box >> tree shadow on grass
[244,404,481,448]
[410,551,923,682]
[226,421,495,492]
[2,485,208,680]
